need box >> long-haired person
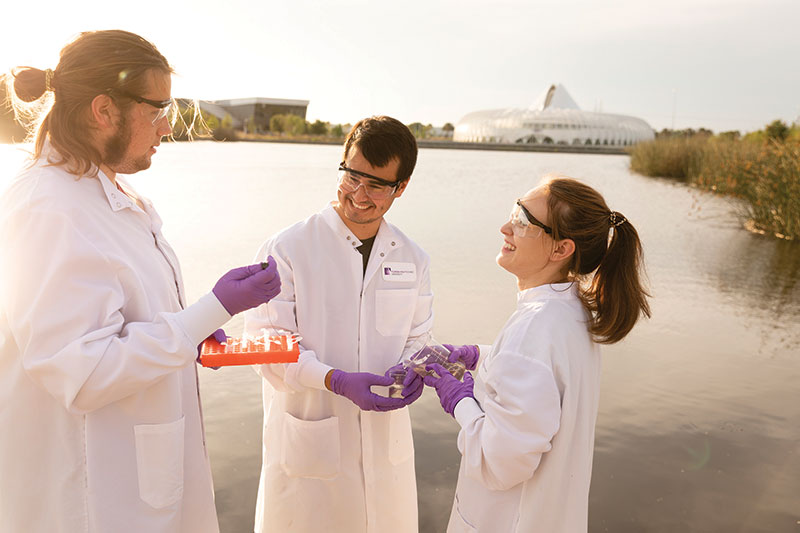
[424,176,651,532]
[0,30,280,532]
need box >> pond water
[2,141,798,532]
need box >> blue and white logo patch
[381,262,416,282]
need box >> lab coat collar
[39,138,140,214]
[97,171,140,213]
[517,282,578,305]
[320,202,403,252]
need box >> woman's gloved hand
[212,256,281,316]
[328,369,409,412]
[384,364,424,404]
[197,328,227,369]
[443,344,480,371]
[423,363,475,416]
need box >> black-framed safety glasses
[109,88,175,124]
[511,199,553,237]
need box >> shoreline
[1,138,628,155]
[231,136,628,155]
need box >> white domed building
[453,84,655,147]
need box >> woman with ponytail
[424,176,651,532]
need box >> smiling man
[244,116,432,533]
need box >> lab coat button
[391,241,396,246]
[380,252,385,257]
[346,236,351,240]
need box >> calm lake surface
[2,141,798,532]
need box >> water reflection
[712,233,800,315]
[2,142,798,533]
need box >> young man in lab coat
[0,31,281,532]
[244,116,432,533]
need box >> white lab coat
[0,149,230,533]
[243,204,433,533]
[447,283,601,532]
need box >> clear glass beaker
[388,335,466,398]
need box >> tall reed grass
[629,137,799,240]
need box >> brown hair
[542,176,651,344]
[343,116,418,182]
[6,30,172,176]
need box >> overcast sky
[2,0,798,133]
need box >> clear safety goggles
[509,200,553,238]
[337,163,403,200]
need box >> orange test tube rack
[199,334,300,367]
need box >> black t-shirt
[355,236,376,276]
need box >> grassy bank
[629,136,799,240]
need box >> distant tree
[543,136,554,144]
[246,116,257,134]
[285,114,306,136]
[212,113,238,141]
[765,119,789,141]
[659,127,713,138]
[212,125,238,141]
[331,124,344,138]
[442,122,455,132]
[308,119,328,135]
[743,130,766,143]
[717,130,741,141]
[205,114,220,131]
[408,122,426,138]
[270,114,286,134]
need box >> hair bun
[13,67,48,102]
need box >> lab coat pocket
[375,289,417,337]
[134,416,185,509]
[388,409,414,465]
[280,413,340,479]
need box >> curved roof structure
[454,84,655,147]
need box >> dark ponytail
[544,177,651,344]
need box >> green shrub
[629,136,706,180]
[629,135,799,240]
[212,126,238,142]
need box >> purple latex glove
[422,363,475,416]
[443,344,480,371]
[212,256,281,316]
[197,328,227,370]
[329,369,409,411]
[384,364,424,404]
